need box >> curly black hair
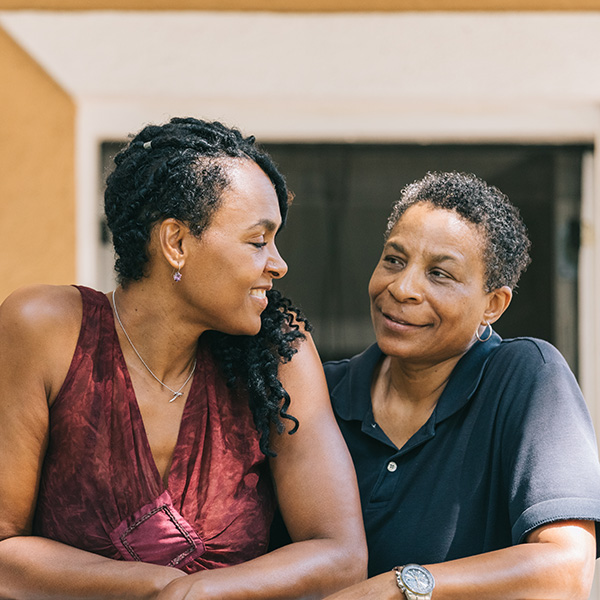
[104,117,310,456]
[385,171,531,291]
[105,117,289,282]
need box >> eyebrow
[385,241,461,264]
[385,241,405,253]
[430,253,460,264]
[247,219,280,233]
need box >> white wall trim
[580,151,597,425]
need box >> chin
[375,332,416,359]
[230,318,263,337]
[214,304,266,337]
[246,323,263,336]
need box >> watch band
[404,589,423,600]
[393,564,434,600]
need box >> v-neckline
[103,292,199,491]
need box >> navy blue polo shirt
[325,333,600,577]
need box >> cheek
[368,281,376,303]
[448,294,489,328]
[368,268,385,300]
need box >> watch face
[402,565,435,594]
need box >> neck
[370,353,465,449]
[111,283,200,381]
[380,353,463,408]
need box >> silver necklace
[112,290,196,402]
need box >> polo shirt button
[387,461,397,472]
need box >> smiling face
[177,159,288,336]
[369,202,503,367]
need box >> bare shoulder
[274,329,333,439]
[0,284,82,337]
[0,285,83,402]
[279,329,323,383]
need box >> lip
[379,308,430,331]
[249,286,271,310]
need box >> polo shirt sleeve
[499,340,600,549]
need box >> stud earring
[173,263,182,282]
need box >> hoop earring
[173,262,182,282]
[476,322,492,343]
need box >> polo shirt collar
[331,332,502,425]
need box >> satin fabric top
[34,286,274,572]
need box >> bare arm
[0,286,185,600]
[324,519,597,600]
[158,332,368,600]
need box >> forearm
[0,535,186,600]
[159,537,366,600]
[426,538,594,600]
[325,529,596,600]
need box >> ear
[483,286,513,325]
[158,218,187,270]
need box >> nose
[266,245,288,280]
[387,266,423,303]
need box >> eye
[383,255,404,266]
[249,234,267,249]
[430,268,452,280]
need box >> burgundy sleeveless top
[34,286,274,572]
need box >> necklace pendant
[169,392,183,403]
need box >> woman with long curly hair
[0,117,367,599]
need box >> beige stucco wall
[0,26,75,302]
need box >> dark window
[264,143,588,371]
[99,142,588,373]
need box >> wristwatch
[393,564,435,600]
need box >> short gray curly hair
[385,171,531,291]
